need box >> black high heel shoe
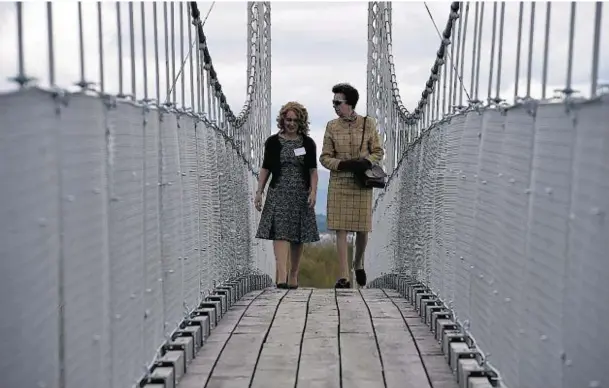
[287,284,298,289]
[355,269,367,287]
[334,278,351,289]
[276,283,288,289]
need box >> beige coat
[319,114,384,232]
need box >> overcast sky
[0,1,606,202]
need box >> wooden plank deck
[178,288,458,388]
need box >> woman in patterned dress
[320,83,385,289]
[255,102,320,289]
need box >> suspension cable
[423,2,472,103]
[165,1,215,105]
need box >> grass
[283,242,354,288]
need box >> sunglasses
[332,100,346,106]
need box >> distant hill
[316,214,327,233]
[315,169,330,215]
[315,188,327,215]
[314,169,329,234]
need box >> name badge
[294,147,306,156]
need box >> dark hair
[332,83,359,108]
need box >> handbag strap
[359,116,367,153]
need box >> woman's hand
[307,190,316,209]
[357,157,372,169]
[338,158,371,173]
[254,192,263,212]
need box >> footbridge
[0,2,607,388]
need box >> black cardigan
[261,133,317,189]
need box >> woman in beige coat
[319,83,384,289]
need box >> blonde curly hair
[276,101,310,136]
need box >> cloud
[0,0,607,194]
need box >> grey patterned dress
[256,136,320,243]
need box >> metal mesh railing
[366,2,608,388]
[0,2,272,388]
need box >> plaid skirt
[326,171,373,232]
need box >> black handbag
[355,116,387,189]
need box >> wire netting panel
[234,155,252,275]
[196,123,213,295]
[249,171,274,277]
[442,114,466,309]
[519,102,578,388]
[428,125,445,298]
[106,99,147,387]
[221,142,236,278]
[142,108,165,368]
[469,110,505,357]
[367,97,609,388]
[563,98,609,388]
[435,123,452,303]
[454,111,483,327]
[495,107,536,385]
[159,111,183,339]
[367,155,402,282]
[208,131,222,286]
[0,89,62,388]
[217,136,230,282]
[57,95,110,388]
[178,116,200,314]
[421,130,435,286]
[410,141,425,278]
[0,88,273,388]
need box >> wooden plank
[212,289,287,383]
[423,355,461,388]
[380,290,458,388]
[296,289,341,388]
[178,290,265,388]
[336,289,385,388]
[189,289,290,388]
[360,289,432,388]
[178,288,456,388]
[249,343,299,387]
[250,289,312,388]
[178,289,286,388]
[204,376,251,388]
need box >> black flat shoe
[355,269,367,287]
[334,278,351,289]
[277,283,288,289]
[288,284,298,289]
